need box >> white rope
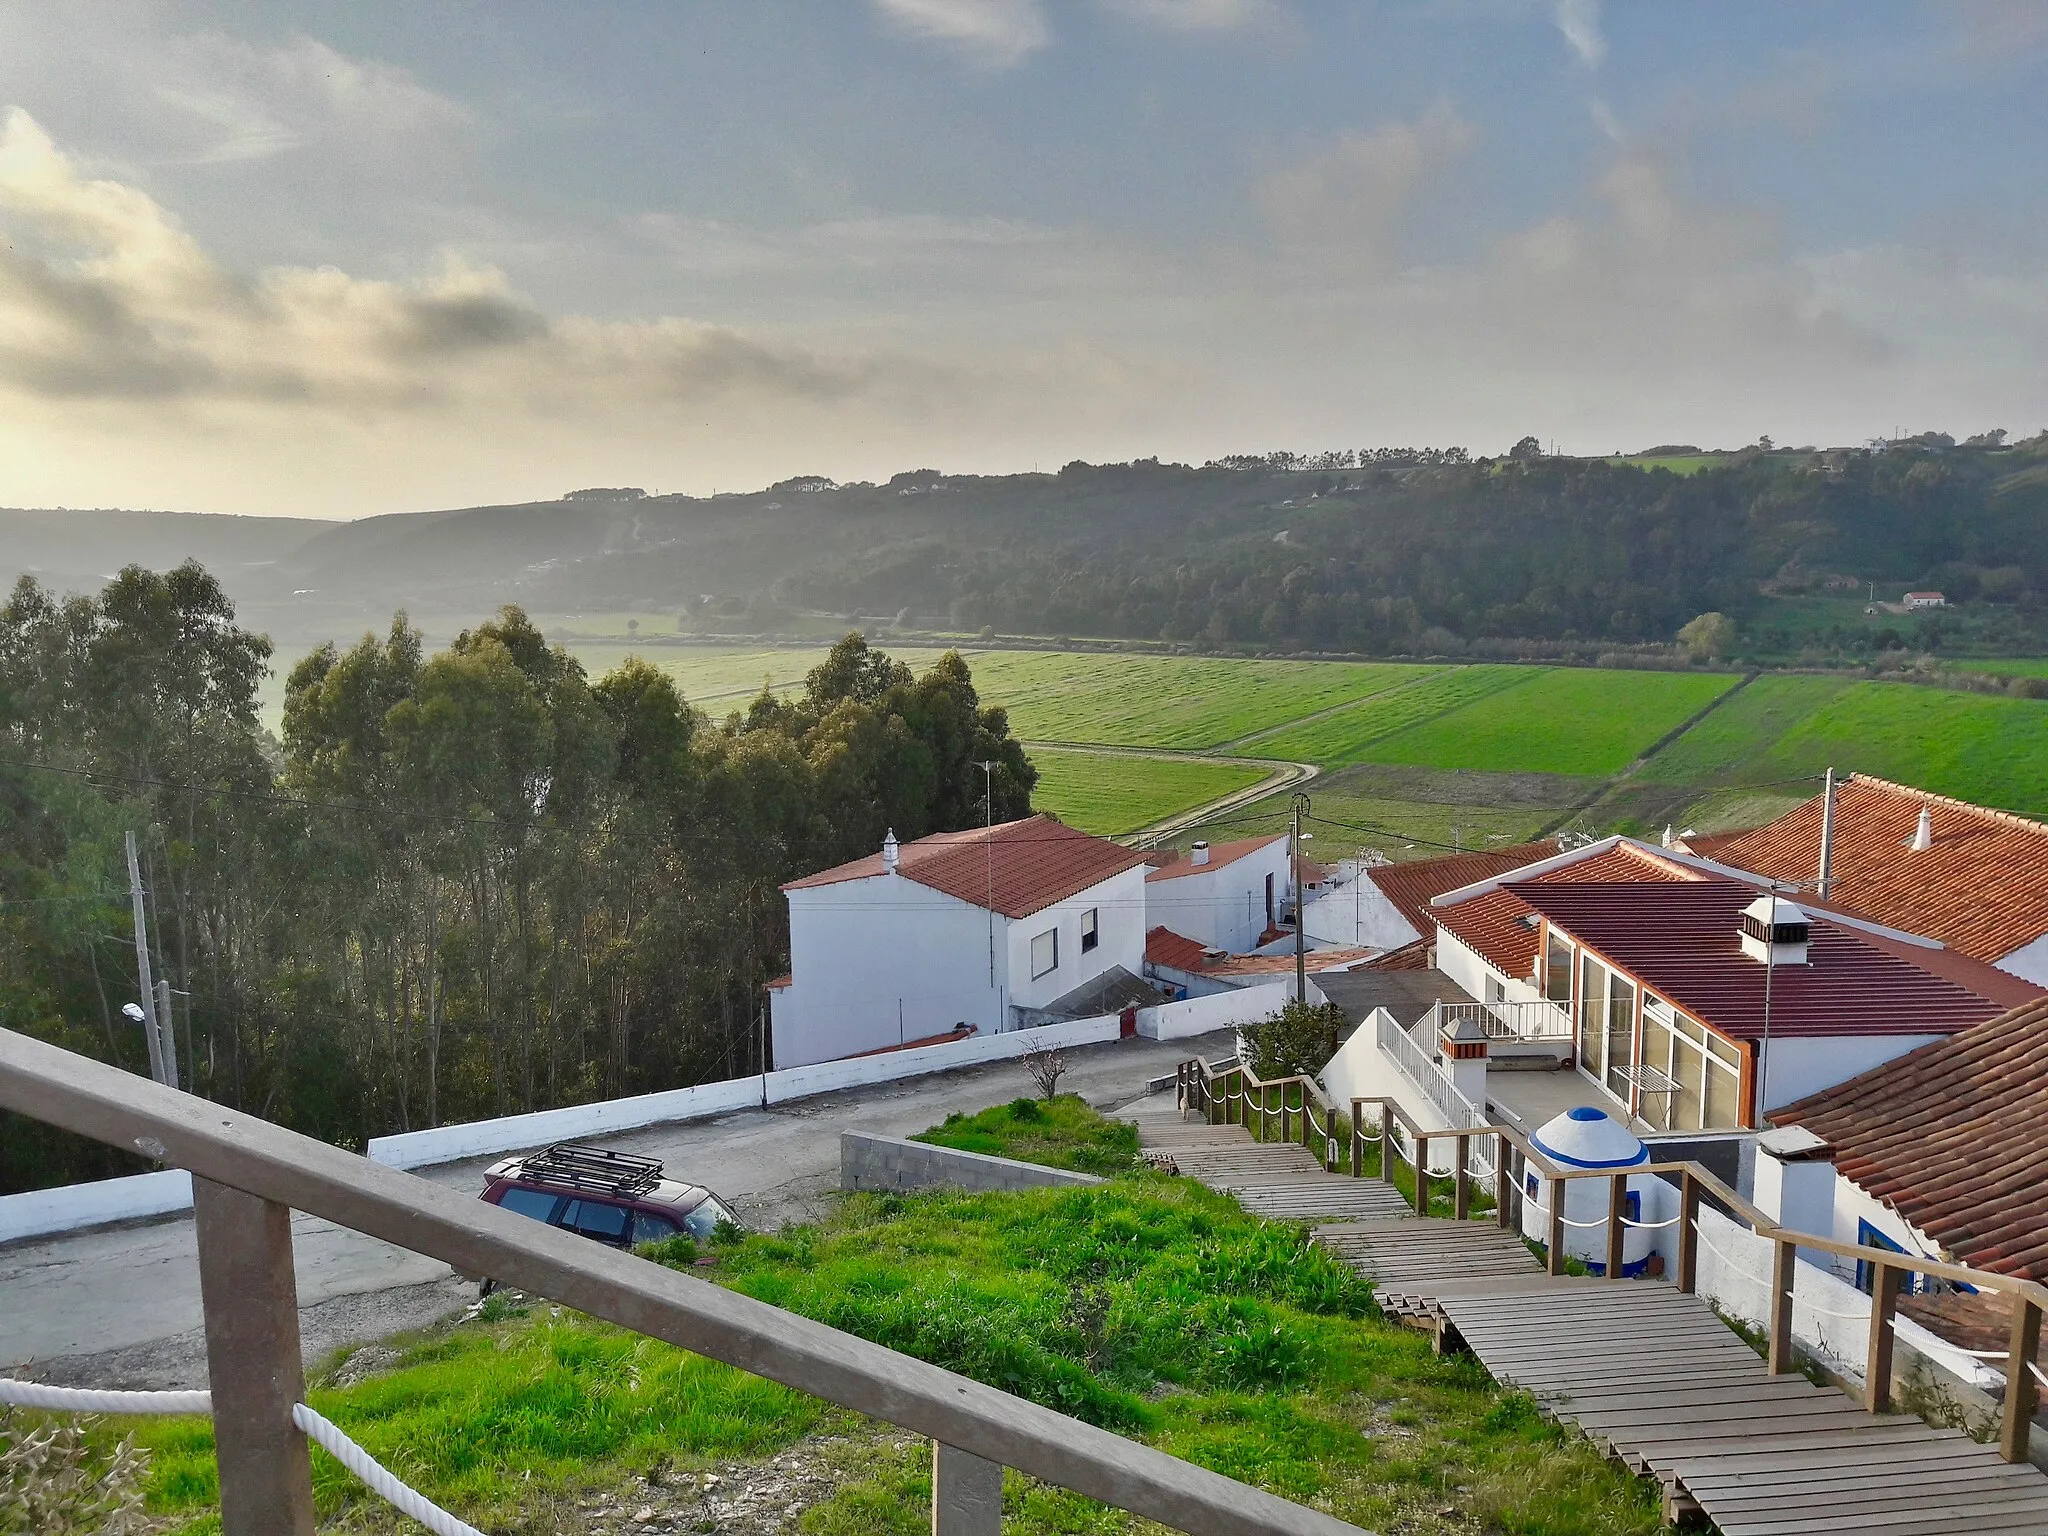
[0,1378,212,1416]
[294,1403,488,1536]
[1519,1197,1613,1230]
[1621,1215,1683,1230]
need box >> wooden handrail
[0,1028,1368,1536]
[1178,1050,2046,1461]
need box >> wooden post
[1382,1114,1399,1188]
[1413,1134,1430,1217]
[1767,1236,1798,1375]
[1453,1134,1471,1220]
[1350,1101,1363,1178]
[192,1177,316,1536]
[1864,1261,1901,1414]
[2001,1294,2042,1464]
[1495,1137,1512,1230]
[1301,1090,1314,1155]
[1546,1177,1566,1276]
[1605,1173,1627,1280]
[1676,1172,1700,1295]
[932,1441,1003,1535]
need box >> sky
[1,1,2045,518]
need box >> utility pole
[1816,767,1837,901]
[125,831,175,1089]
[978,761,998,1007]
[1291,792,1310,1004]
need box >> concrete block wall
[841,1132,1104,1195]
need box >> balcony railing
[0,1027,1366,1536]
[1375,1008,1489,1133]
[1434,998,1575,1042]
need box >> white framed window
[1080,908,1099,953]
[1031,928,1059,979]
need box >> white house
[769,815,1151,1068]
[1143,835,1292,954]
[1903,591,1946,609]
[1297,840,1562,951]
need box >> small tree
[1508,435,1544,462]
[1677,611,1737,661]
[1240,997,1347,1080]
[1022,1041,1067,1100]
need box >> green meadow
[1025,748,1271,836]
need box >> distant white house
[769,815,1152,1068]
[1143,835,1292,954]
[1903,591,1946,609]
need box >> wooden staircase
[1137,1113,2048,1534]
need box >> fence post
[1767,1236,1797,1375]
[932,1441,1003,1535]
[1605,1173,1627,1280]
[1413,1134,1430,1217]
[192,1177,317,1536]
[1301,1088,1315,1155]
[1350,1100,1363,1178]
[1453,1134,1471,1220]
[1864,1261,1901,1414]
[2001,1294,2042,1464]
[1546,1177,1566,1276]
[1495,1136,1512,1230]
[1676,1172,1700,1295]
[1382,1110,1399,1188]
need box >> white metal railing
[1376,1008,1488,1133]
[1436,999,1575,1042]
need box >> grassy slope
[1356,668,1740,777]
[1173,782,1554,860]
[1246,666,1530,765]
[1756,682,2048,812]
[1634,675,1855,783]
[914,1094,1142,1175]
[1027,748,1268,836]
[965,652,1432,749]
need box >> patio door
[1603,972,1637,1102]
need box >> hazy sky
[2,1,2045,518]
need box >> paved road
[1,1030,1226,1388]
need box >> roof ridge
[1844,773,2048,838]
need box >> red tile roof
[1713,774,2048,963]
[1145,927,1212,972]
[1431,843,1700,981]
[1772,997,2048,1282]
[1367,839,1562,938]
[1511,879,2034,1040]
[1144,925,1372,976]
[1367,938,1434,970]
[783,814,1150,920]
[1144,834,1287,882]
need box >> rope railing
[0,1379,486,1536]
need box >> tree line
[0,568,1032,1192]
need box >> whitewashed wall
[1143,840,1289,953]
[1137,980,1298,1041]
[0,1168,193,1246]
[1300,876,1419,951]
[1754,1033,1945,1114]
[1004,865,1148,1014]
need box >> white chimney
[1661,824,1676,849]
[1908,804,1932,853]
[882,829,900,871]
[1190,840,1211,866]
[1740,894,1810,966]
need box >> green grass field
[1357,668,1740,777]
[1947,657,2048,678]
[1635,675,1854,783]
[964,651,1433,749]
[1027,748,1271,836]
[1194,784,1554,861]
[1245,666,1529,765]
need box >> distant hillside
[8,432,2048,658]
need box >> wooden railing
[0,1028,1369,1536]
[1176,1052,2047,1464]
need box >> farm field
[1200,785,1552,860]
[1947,657,2048,678]
[1247,666,1528,764]
[1358,667,1740,777]
[1634,675,1855,783]
[964,651,1434,749]
[1026,748,1272,837]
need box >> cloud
[870,0,1051,67]
[1553,0,1605,68]
[1589,98,1623,142]
[1255,103,1477,264]
[1101,0,1277,31]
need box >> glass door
[1604,972,1637,1101]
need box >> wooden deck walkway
[1138,1115,2048,1534]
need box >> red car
[480,1142,742,1256]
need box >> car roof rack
[515,1142,664,1197]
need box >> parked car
[476,1142,741,1290]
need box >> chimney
[1190,840,1211,866]
[1816,767,1836,898]
[1908,804,1932,853]
[882,829,899,871]
[1661,824,1676,849]
[1740,894,1810,966]
[1438,1013,1490,1108]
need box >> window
[1604,970,1637,1100]
[1080,908,1099,953]
[1486,975,1506,1005]
[1578,954,1607,1076]
[496,1187,560,1223]
[1031,927,1059,979]
[1640,1004,1674,1132]
[631,1211,681,1246]
[1545,933,1573,1006]
[683,1196,740,1240]
[560,1199,632,1244]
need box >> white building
[1297,840,1562,952]
[1143,835,1291,955]
[769,815,1151,1068]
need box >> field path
[1016,742,1322,847]
[1214,666,1455,754]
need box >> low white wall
[0,1168,194,1245]
[1137,980,1297,1041]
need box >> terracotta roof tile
[1431,843,1699,982]
[1145,927,1212,971]
[1715,775,2048,963]
[1772,997,2048,1282]
[1144,835,1287,882]
[1367,938,1434,970]
[783,814,1149,920]
[1367,839,1562,937]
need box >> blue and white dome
[1530,1106,1648,1170]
